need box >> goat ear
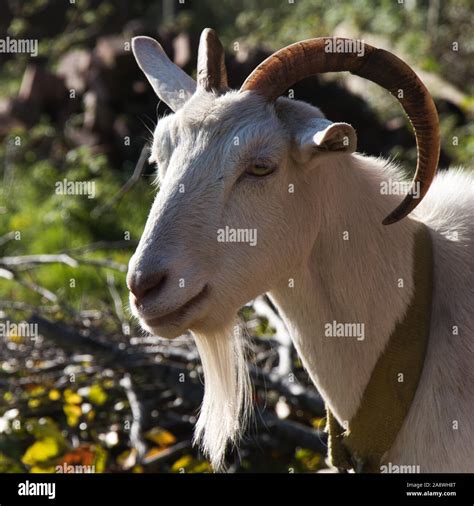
[297,118,357,157]
[132,36,196,111]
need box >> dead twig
[141,440,193,471]
[70,256,127,273]
[120,373,147,461]
[259,411,327,454]
[0,253,126,273]
[250,365,324,415]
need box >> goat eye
[245,164,275,177]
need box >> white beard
[192,323,251,470]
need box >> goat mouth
[142,284,210,329]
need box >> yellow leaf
[93,444,107,473]
[8,333,22,344]
[171,455,192,472]
[190,461,213,473]
[22,437,61,466]
[63,404,82,427]
[48,389,61,401]
[28,385,46,397]
[28,399,41,409]
[64,389,82,405]
[145,428,176,447]
[144,447,165,459]
[117,448,137,470]
[89,384,107,406]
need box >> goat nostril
[128,271,167,302]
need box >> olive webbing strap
[326,223,434,473]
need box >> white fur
[269,159,474,472]
[193,323,251,469]
[129,44,474,471]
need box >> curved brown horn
[197,28,228,92]
[240,38,440,225]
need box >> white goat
[127,29,474,472]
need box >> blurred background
[0,0,472,474]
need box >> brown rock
[57,49,92,95]
[13,65,68,125]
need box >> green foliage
[0,119,153,313]
[187,0,472,95]
[181,0,473,169]
[292,447,323,473]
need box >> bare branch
[0,253,78,268]
[71,256,127,273]
[120,373,147,461]
[142,440,193,471]
[254,295,292,377]
[0,231,16,247]
[15,276,58,302]
[0,267,14,279]
[0,253,126,273]
[0,300,61,314]
[259,411,327,454]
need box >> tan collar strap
[326,222,434,473]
